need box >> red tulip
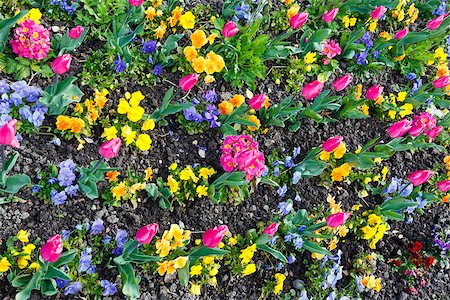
[263,223,279,237]
[179,74,199,91]
[322,8,339,23]
[370,6,387,20]
[427,14,447,30]
[407,170,434,186]
[129,0,144,6]
[202,225,228,248]
[386,119,412,138]
[437,180,450,193]
[322,136,343,152]
[366,84,383,100]
[249,94,266,110]
[433,76,450,89]
[99,137,122,159]
[40,234,63,263]
[394,28,409,40]
[51,54,72,75]
[290,12,308,29]
[326,212,351,228]
[332,74,352,91]
[424,256,434,269]
[222,21,239,38]
[68,26,84,39]
[424,126,443,141]
[0,119,19,148]
[136,223,158,244]
[301,80,324,100]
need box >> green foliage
[0,10,28,53]
[0,151,30,203]
[78,160,115,200]
[150,88,192,125]
[39,76,83,116]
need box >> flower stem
[0,145,4,171]
[91,157,105,174]
[52,74,59,96]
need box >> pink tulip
[99,137,122,159]
[424,126,443,141]
[0,119,19,148]
[40,234,63,263]
[370,6,387,20]
[322,8,339,23]
[222,21,239,38]
[249,94,267,110]
[68,26,84,39]
[263,223,279,237]
[437,180,450,193]
[51,54,72,75]
[433,76,450,89]
[387,119,412,138]
[290,12,308,29]
[322,136,343,152]
[301,80,324,100]
[129,0,144,6]
[326,212,351,228]
[202,225,228,248]
[332,74,352,91]
[366,84,383,100]
[179,74,199,91]
[136,223,158,244]
[427,14,447,30]
[394,28,409,40]
[407,170,434,186]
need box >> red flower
[424,256,434,269]
[408,241,423,253]
[392,259,401,267]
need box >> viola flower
[113,55,126,73]
[90,219,104,235]
[64,282,82,295]
[101,280,117,296]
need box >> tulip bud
[386,119,412,138]
[301,80,324,100]
[290,12,308,29]
[51,54,72,75]
[407,170,434,186]
[68,26,84,39]
[99,137,122,159]
[0,119,20,148]
[129,0,144,6]
[222,21,239,38]
[136,223,159,244]
[332,74,352,91]
[427,14,447,30]
[322,8,339,23]
[202,225,228,248]
[326,212,351,228]
[424,126,443,141]
[370,6,387,20]
[263,223,279,237]
[40,234,63,263]
[249,94,267,110]
[179,74,199,91]
[322,136,343,152]
[433,76,450,89]
[366,84,383,100]
[437,180,450,193]
[394,28,409,40]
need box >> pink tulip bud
[51,54,72,75]
[370,6,387,20]
[366,84,383,100]
[437,180,450,193]
[290,12,308,29]
[407,170,434,186]
[427,14,447,30]
[322,8,339,23]
[249,94,267,110]
[0,119,19,148]
[326,212,351,228]
[263,223,279,237]
[301,80,324,100]
[99,137,122,159]
[129,0,144,6]
[424,126,443,141]
[179,74,199,91]
[222,21,239,38]
[394,28,409,40]
[68,25,84,39]
[136,223,158,244]
[433,76,450,89]
[322,136,343,152]
[387,119,412,138]
[332,74,352,91]
[202,225,228,248]
[40,234,63,263]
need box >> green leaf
[257,244,287,263]
[43,265,71,281]
[11,274,32,288]
[380,197,417,212]
[381,210,405,221]
[2,152,19,173]
[15,270,42,300]
[40,279,58,296]
[145,183,158,198]
[188,246,229,260]
[0,174,30,194]
[0,11,28,53]
[53,249,77,267]
[117,263,141,300]
[178,262,190,287]
[302,240,332,256]
[255,234,270,245]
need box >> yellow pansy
[29,262,40,271]
[199,167,215,179]
[190,30,207,49]
[196,185,208,198]
[167,176,179,193]
[135,134,152,151]
[173,256,188,269]
[17,257,28,269]
[190,283,201,295]
[304,52,317,64]
[169,163,178,170]
[0,257,11,272]
[242,263,256,276]
[190,264,203,276]
[142,119,155,131]
[102,126,118,140]
[17,230,29,243]
[179,11,195,29]
[111,182,127,200]
[22,244,36,255]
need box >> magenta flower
[179,74,199,91]
[321,40,341,59]
[301,80,324,100]
[99,138,122,159]
[290,12,308,29]
[387,119,412,138]
[332,74,352,91]
[326,212,351,228]
[40,234,63,263]
[366,85,383,100]
[370,6,387,20]
[202,225,228,248]
[322,136,343,152]
[136,224,158,244]
[437,180,450,193]
[407,170,434,186]
[263,223,279,237]
[249,94,267,110]
[322,8,339,23]
[222,21,239,37]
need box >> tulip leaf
[0,174,30,194]
[188,246,229,260]
[11,274,32,288]
[380,197,417,212]
[43,266,71,281]
[145,183,158,198]
[178,262,190,287]
[257,244,287,263]
[0,11,28,53]
[255,234,271,245]
[117,263,140,300]
[40,279,58,296]
[381,210,405,221]
[53,249,77,267]
[128,253,161,264]
[2,152,19,173]
[302,240,332,256]
[15,270,42,300]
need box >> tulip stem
[91,157,105,175]
[119,7,132,35]
[52,74,59,96]
[0,145,4,170]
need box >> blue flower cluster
[49,0,78,15]
[112,229,128,256]
[183,89,221,128]
[354,32,379,66]
[0,80,47,129]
